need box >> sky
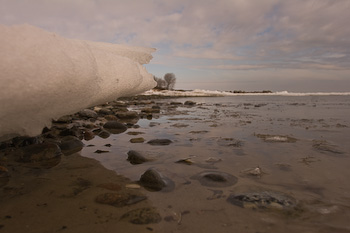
[1,0,349,92]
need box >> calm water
[82,95,350,233]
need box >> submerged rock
[15,142,62,168]
[127,150,148,165]
[191,171,238,187]
[147,139,172,146]
[58,136,84,155]
[217,137,243,147]
[103,121,127,134]
[130,137,145,143]
[227,190,297,210]
[139,168,174,192]
[120,207,162,224]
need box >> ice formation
[0,24,156,141]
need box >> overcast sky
[1,0,349,92]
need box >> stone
[78,109,98,119]
[54,115,72,123]
[139,168,174,192]
[103,121,127,134]
[147,139,172,146]
[120,208,162,224]
[141,108,160,114]
[15,142,62,168]
[130,137,145,143]
[227,190,297,210]
[98,108,113,115]
[191,171,238,187]
[184,101,196,106]
[127,150,148,164]
[58,136,84,155]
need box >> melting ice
[0,24,156,141]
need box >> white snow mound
[0,24,156,140]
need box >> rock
[141,108,160,114]
[78,109,98,119]
[104,114,118,121]
[103,121,127,134]
[175,158,194,165]
[120,207,162,224]
[58,136,84,155]
[191,171,238,187]
[94,150,110,154]
[139,168,174,192]
[83,130,95,141]
[227,190,297,210]
[97,130,110,139]
[127,150,148,164]
[147,139,172,146]
[15,142,62,168]
[130,137,145,143]
[98,108,113,115]
[95,193,147,207]
[184,101,196,106]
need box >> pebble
[58,136,84,155]
[127,150,148,164]
[191,171,238,187]
[147,139,172,146]
[139,168,174,192]
[130,137,145,143]
[120,207,162,224]
[103,121,127,134]
[78,109,98,119]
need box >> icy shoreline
[143,89,350,97]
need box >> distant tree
[153,76,167,90]
[164,73,176,90]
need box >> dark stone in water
[227,190,297,210]
[15,142,62,168]
[127,150,148,165]
[58,136,84,155]
[147,139,172,146]
[184,101,196,106]
[103,121,127,134]
[191,171,238,187]
[120,207,162,224]
[139,168,174,192]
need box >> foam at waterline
[0,24,156,141]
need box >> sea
[82,93,350,233]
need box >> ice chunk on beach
[0,24,156,141]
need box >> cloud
[1,0,349,91]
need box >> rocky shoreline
[0,94,185,233]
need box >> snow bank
[0,24,156,141]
